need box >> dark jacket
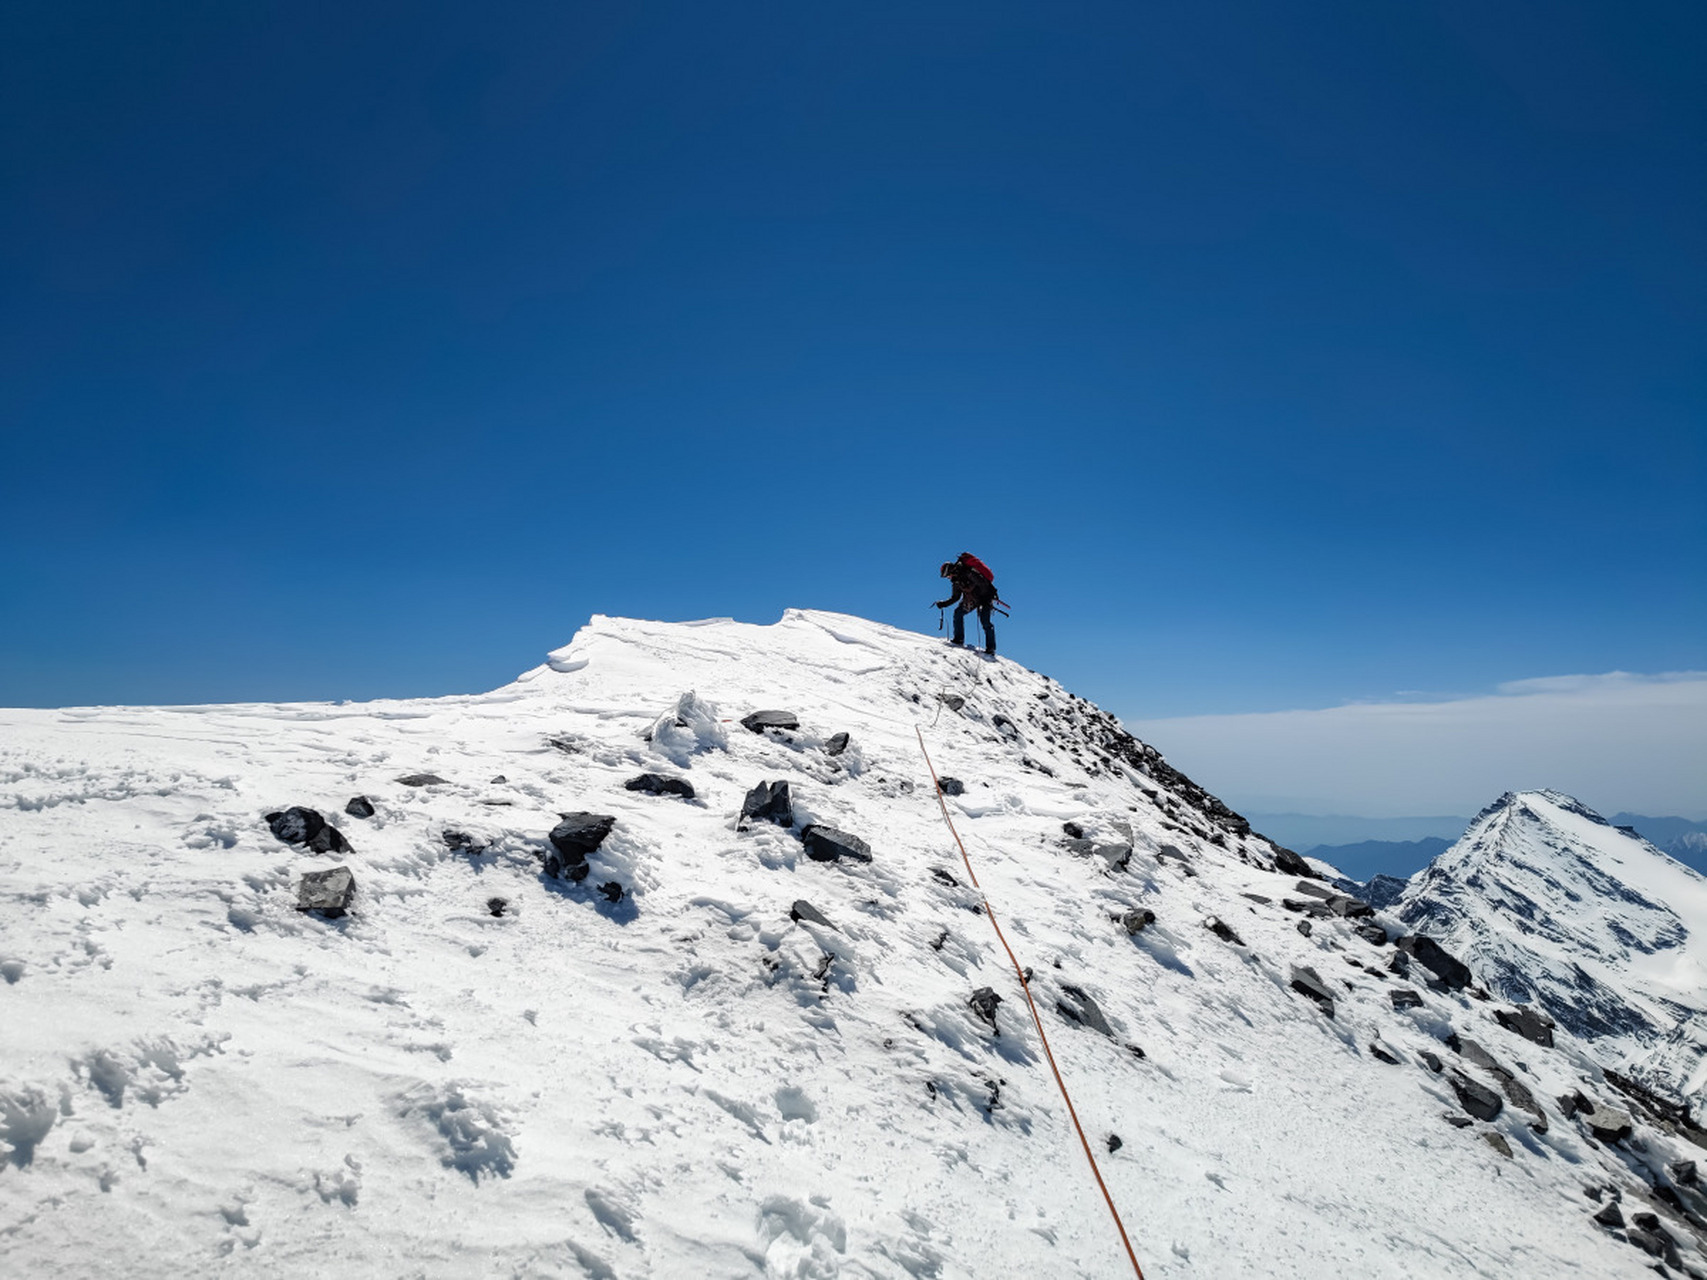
[935,564,995,611]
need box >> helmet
[939,562,955,577]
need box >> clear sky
[3,4,1702,811]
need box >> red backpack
[957,552,994,585]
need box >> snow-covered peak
[3,615,1704,1277]
[1399,789,1707,1112]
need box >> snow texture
[1,611,1702,1277]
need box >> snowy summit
[2,611,1703,1277]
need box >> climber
[934,552,999,655]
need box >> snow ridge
[1,612,1702,1277]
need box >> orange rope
[915,726,1146,1280]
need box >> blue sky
[3,3,1702,812]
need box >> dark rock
[790,900,837,931]
[931,868,959,887]
[1156,844,1191,865]
[937,694,965,712]
[1271,845,1316,878]
[1355,923,1389,946]
[1370,1041,1401,1065]
[801,825,872,864]
[1419,1051,1443,1073]
[1290,965,1336,1018]
[344,796,375,819]
[1593,1202,1625,1228]
[969,986,1002,1032]
[546,812,616,880]
[265,807,351,855]
[1063,822,1085,839]
[741,780,793,827]
[486,897,508,918]
[1205,917,1244,946]
[296,866,355,918]
[1671,1159,1698,1187]
[1107,1134,1123,1153]
[1390,988,1424,1011]
[625,773,695,799]
[443,830,487,854]
[1501,1075,1544,1120]
[1582,1104,1632,1143]
[597,881,624,903]
[824,732,850,757]
[937,777,966,797]
[1093,843,1133,873]
[1326,894,1375,919]
[1242,893,1272,905]
[742,710,799,734]
[1121,908,1156,935]
[1627,1222,1683,1268]
[1449,1036,1505,1076]
[1296,920,1313,938]
[1056,984,1114,1037]
[1063,837,1097,856]
[1654,1185,1686,1214]
[490,775,507,784]
[1395,935,1473,991]
[1387,950,1411,977]
[1448,1072,1504,1122]
[396,773,447,787]
[1494,1006,1556,1047]
[1482,1132,1512,1158]
[1557,1092,1591,1119]
[1293,879,1336,900]
[1632,1212,1664,1233]
[1444,1113,1473,1128]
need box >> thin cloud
[1132,672,1707,820]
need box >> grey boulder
[344,796,375,819]
[1289,966,1336,1018]
[741,710,799,734]
[824,732,850,757]
[546,813,617,881]
[1494,1006,1556,1047]
[1056,984,1114,1037]
[265,807,351,855]
[396,773,448,787]
[296,866,355,918]
[1395,934,1473,991]
[741,780,793,827]
[625,773,696,799]
[790,900,838,931]
[937,777,966,796]
[801,825,872,864]
[1448,1071,1503,1121]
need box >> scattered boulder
[937,777,966,797]
[1390,988,1424,1011]
[1062,822,1085,839]
[625,773,695,799]
[1242,893,1272,905]
[1093,843,1133,873]
[1394,934,1473,991]
[1271,845,1317,878]
[490,775,507,784]
[1557,1091,1592,1119]
[741,780,793,827]
[344,796,375,819]
[741,710,799,734]
[790,900,837,931]
[1121,908,1156,935]
[396,773,447,787]
[598,882,624,904]
[801,825,872,864]
[546,813,616,881]
[1325,894,1375,919]
[1670,1159,1698,1187]
[931,868,960,888]
[1289,965,1336,1018]
[1370,1041,1401,1065]
[486,897,508,918]
[1292,879,1335,900]
[1354,922,1389,946]
[1056,984,1114,1037]
[443,830,487,854]
[1448,1071,1503,1122]
[1593,1202,1625,1229]
[1107,1134,1123,1153]
[1493,1006,1555,1047]
[936,694,965,712]
[1204,917,1245,946]
[1449,1035,1505,1076]
[1419,1050,1443,1073]
[1582,1104,1632,1144]
[265,807,351,855]
[1482,1132,1513,1158]
[1443,1114,1473,1129]
[968,987,1002,1032]
[1296,920,1313,938]
[1156,844,1191,866]
[1627,1219,1683,1268]
[296,866,355,918]
[824,732,850,757]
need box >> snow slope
[1397,790,1707,1118]
[2,612,1702,1278]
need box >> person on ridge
[934,552,998,655]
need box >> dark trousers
[953,603,995,653]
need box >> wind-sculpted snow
[1398,790,1707,1120]
[0,614,1701,1277]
